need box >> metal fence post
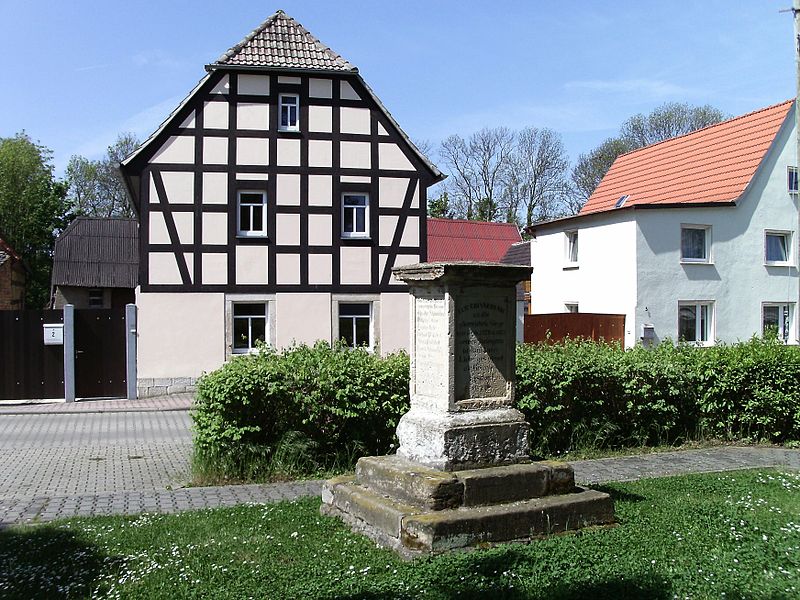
[125,304,137,400]
[63,304,75,402]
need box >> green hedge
[192,342,409,480]
[192,337,800,479]
[516,337,800,456]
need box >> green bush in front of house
[192,336,800,481]
[191,342,410,482]
[516,336,800,456]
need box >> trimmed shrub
[516,337,800,456]
[192,342,409,480]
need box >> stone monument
[321,262,614,557]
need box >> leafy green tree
[66,132,140,218]
[0,133,71,307]
[427,190,453,219]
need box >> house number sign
[43,323,64,345]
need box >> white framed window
[765,230,792,265]
[763,303,794,342]
[342,193,369,238]
[279,94,299,131]
[565,303,579,313]
[564,230,578,265]
[680,225,711,263]
[788,166,798,194]
[237,190,268,237]
[338,302,372,349]
[678,301,714,345]
[232,303,268,353]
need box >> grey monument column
[321,261,614,558]
[393,262,531,470]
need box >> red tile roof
[580,99,795,216]
[427,218,522,262]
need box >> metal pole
[125,304,138,400]
[63,304,75,402]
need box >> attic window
[279,94,300,132]
[615,195,629,208]
[789,167,799,194]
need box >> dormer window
[279,94,299,131]
[789,166,799,194]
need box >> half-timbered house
[121,10,443,396]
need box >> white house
[529,100,799,348]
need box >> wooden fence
[524,313,626,345]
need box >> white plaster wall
[531,215,638,346]
[380,292,411,353]
[275,292,332,347]
[635,117,799,345]
[137,291,225,378]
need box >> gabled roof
[500,241,531,266]
[51,218,139,289]
[580,99,795,216]
[209,10,357,72]
[427,218,522,262]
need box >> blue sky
[0,1,796,176]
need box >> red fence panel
[524,313,625,345]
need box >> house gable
[121,11,443,295]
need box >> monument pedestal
[322,456,614,559]
[321,263,615,557]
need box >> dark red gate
[74,308,127,398]
[0,310,65,400]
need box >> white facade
[531,117,799,348]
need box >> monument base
[395,407,531,471]
[321,455,615,559]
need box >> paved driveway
[0,405,192,523]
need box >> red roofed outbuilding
[426,218,522,262]
[527,100,799,348]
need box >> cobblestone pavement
[2,408,799,526]
[0,392,193,414]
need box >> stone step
[355,455,463,510]
[322,476,614,558]
[354,455,576,509]
[402,488,615,555]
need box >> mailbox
[43,323,64,345]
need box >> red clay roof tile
[580,100,794,215]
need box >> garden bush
[516,336,800,456]
[192,342,409,481]
[193,336,800,480]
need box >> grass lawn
[1,469,799,599]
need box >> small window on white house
[338,303,372,349]
[279,94,300,131]
[88,289,104,308]
[342,193,369,238]
[678,301,713,345]
[233,303,268,353]
[237,191,268,237]
[765,231,792,265]
[763,303,793,342]
[565,303,579,313]
[565,230,578,264]
[680,225,710,263]
[788,166,799,194]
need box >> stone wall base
[137,377,197,398]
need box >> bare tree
[570,137,634,206]
[439,127,515,221]
[620,102,728,147]
[504,127,570,226]
[67,132,140,218]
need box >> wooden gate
[74,308,127,398]
[524,313,626,345]
[0,310,65,400]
